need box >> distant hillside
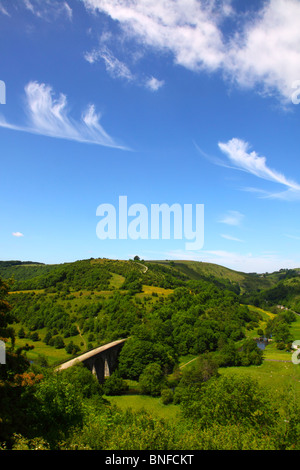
[0,261,58,283]
[147,260,276,294]
[1,258,299,302]
[242,269,300,313]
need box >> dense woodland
[0,258,299,450]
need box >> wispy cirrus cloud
[23,0,72,21]
[217,138,300,199]
[0,81,127,149]
[84,44,164,92]
[219,210,244,226]
[0,2,10,16]
[12,232,24,237]
[165,248,299,274]
[85,46,135,82]
[221,234,244,243]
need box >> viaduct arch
[55,339,126,383]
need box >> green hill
[2,256,299,369]
[1,257,296,297]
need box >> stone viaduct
[55,339,126,383]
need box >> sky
[1,0,300,273]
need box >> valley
[1,257,300,450]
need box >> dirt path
[180,357,198,369]
[76,323,87,349]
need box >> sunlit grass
[105,394,180,422]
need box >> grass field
[105,394,180,422]
[219,361,300,394]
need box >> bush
[61,362,103,398]
[160,388,173,405]
[103,371,128,396]
[139,363,166,397]
[53,336,65,349]
[181,374,278,429]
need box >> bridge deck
[55,339,126,371]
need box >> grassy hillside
[3,257,300,373]
[147,259,275,294]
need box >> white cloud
[219,210,244,226]
[224,0,300,102]
[145,76,165,91]
[82,0,300,103]
[0,2,10,16]
[12,232,24,237]
[83,0,225,72]
[0,81,127,149]
[217,138,300,198]
[221,234,243,242]
[284,234,300,241]
[63,2,72,21]
[85,45,165,92]
[85,46,135,81]
[165,248,299,273]
[22,0,72,21]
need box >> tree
[53,336,65,349]
[181,374,278,429]
[0,277,36,444]
[139,363,166,397]
[240,339,264,366]
[273,322,293,345]
[31,372,85,446]
[0,278,29,381]
[103,371,128,396]
[174,353,219,404]
[18,327,26,339]
[118,337,158,380]
[217,341,241,367]
[60,362,102,398]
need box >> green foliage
[160,388,173,405]
[180,374,278,430]
[103,371,128,396]
[173,354,219,404]
[265,314,294,346]
[2,259,300,451]
[34,374,84,424]
[139,363,166,397]
[118,337,175,380]
[60,362,103,398]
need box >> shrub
[139,363,166,397]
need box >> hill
[2,257,299,368]
[148,259,274,293]
[0,257,266,363]
[1,256,298,298]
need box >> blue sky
[1,0,300,273]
